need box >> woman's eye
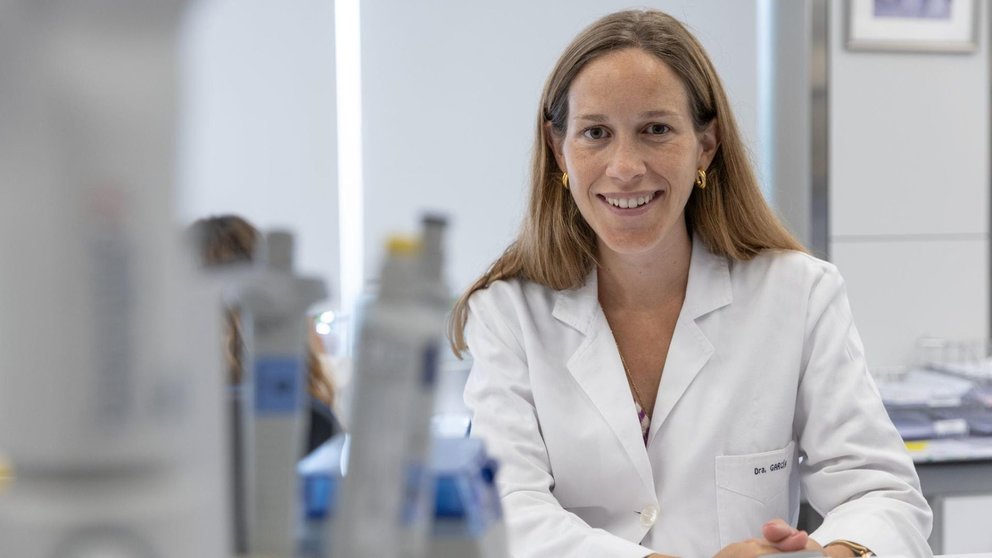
[582,126,608,140]
[646,123,671,135]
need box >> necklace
[616,347,649,417]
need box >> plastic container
[240,231,326,557]
[332,236,445,558]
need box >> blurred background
[2,0,992,555]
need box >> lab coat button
[639,504,658,527]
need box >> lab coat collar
[682,234,734,320]
[551,235,732,486]
[647,237,731,445]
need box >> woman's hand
[711,518,826,557]
[760,519,861,556]
[761,519,817,552]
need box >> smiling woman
[548,47,716,266]
[446,8,933,558]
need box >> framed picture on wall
[847,0,977,52]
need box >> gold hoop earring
[694,168,707,189]
[561,172,569,190]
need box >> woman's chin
[595,223,688,259]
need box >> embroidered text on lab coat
[754,459,788,475]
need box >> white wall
[360,1,762,294]
[828,1,989,369]
[177,0,339,305]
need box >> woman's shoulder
[732,248,843,290]
[464,277,560,354]
[466,276,558,319]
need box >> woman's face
[551,47,717,259]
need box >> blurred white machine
[306,223,508,558]
[0,1,228,556]
[239,231,326,557]
[333,233,447,558]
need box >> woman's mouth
[598,191,662,211]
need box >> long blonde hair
[449,9,803,356]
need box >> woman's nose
[605,137,646,183]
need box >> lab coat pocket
[715,440,796,547]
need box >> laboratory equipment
[301,435,507,558]
[0,1,227,556]
[332,231,447,558]
[429,437,508,558]
[239,231,326,557]
[877,365,992,440]
[297,434,348,558]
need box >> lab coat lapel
[647,237,732,445]
[553,271,656,495]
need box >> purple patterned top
[635,400,650,445]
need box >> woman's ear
[545,121,566,172]
[697,120,719,170]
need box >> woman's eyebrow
[640,109,678,118]
[573,113,609,122]
[573,109,679,122]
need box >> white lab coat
[464,238,932,557]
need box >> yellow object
[386,235,421,255]
[0,457,12,492]
[904,441,929,453]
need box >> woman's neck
[597,227,692,313]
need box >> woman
[449,10,931,558]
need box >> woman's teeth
[606,192,655,209]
